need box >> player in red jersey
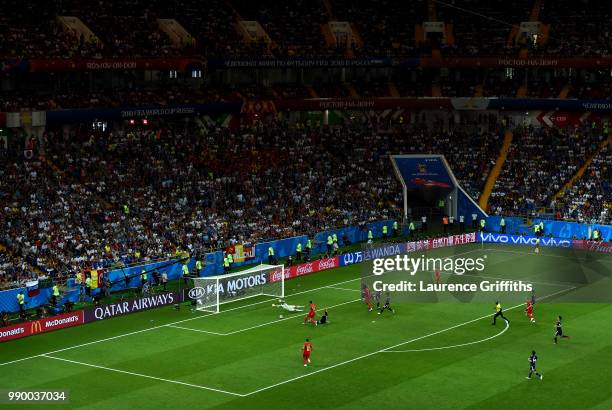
[304,300,317,325]
[303,338,312,366]
[362,284,372,311]
[525,299,535,323]
[435,270,441,285]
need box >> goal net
[190,264,285,313]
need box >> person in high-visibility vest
[51,283,60,306]
[195,259,203,274]
[534,223,540,236]
[492,301,509,325]
[367,230,373,243]
[296,242,302,262]
[393,221,399,237]
[593,229,600,241]
[305,239,312,257]
[332,233,338,244]
[17,291,25,312]
[141,269,147,286]
[182,264,189,284]
[326,235,333,255]
[223,256,230,273]
[409,221,416,238]
[382,225,388,238]
[85,275,92,298]
[442,216,449,235]
[123,204,129,215]
[480,219,486,232]
[539,221,544,236]
[500,217,506,234]
[268,246,275,264]
[227,252,233,270]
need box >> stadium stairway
[507,25,519,47]
[323,0,334,20]
[427,0,437,21]
[478,130,514,210]
[347,84,360,98]
[321,24,336,49]
[552,133,612,201]
[388,83,401,97]
[530,0,542,21]
[558,85,571,99]
[350,23,364,49]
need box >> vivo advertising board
[479,233,572,247]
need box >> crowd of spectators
[489,124,605,216]
[0,120,403,285]
[0,116,608,288]
[438,0,532,57]
[552,144,611,223]
[2,0,608,59]
[0,116,506,287]
[534,0,611,57]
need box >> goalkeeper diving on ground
[272,299,305,312]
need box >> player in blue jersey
[526,350,543,380]
[554,315,570,344]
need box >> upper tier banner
[4,56,610,73]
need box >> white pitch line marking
[41,354,245,397]
[382,317,510,353]
[172,298,361,336]
[242,285,575,396]
[164,325,226,336]
[325,286,361,293]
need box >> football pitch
[1,243,612,409]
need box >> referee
[492,301,509,325]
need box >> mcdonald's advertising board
[0,311,84,343]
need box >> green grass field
[1,243,611,409]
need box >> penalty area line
[40,354,246,397]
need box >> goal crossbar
[191,264,285,313]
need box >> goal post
[190,264,285,313]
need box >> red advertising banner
[572,240,612,253]
[406,232,478,253]
[275,98,452,111]
[0,322,30,343]
[536,111,592,128]
[420,57,612,69]
[269,257,339,283]
[0,311,84,343]
[28,58,204,72]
